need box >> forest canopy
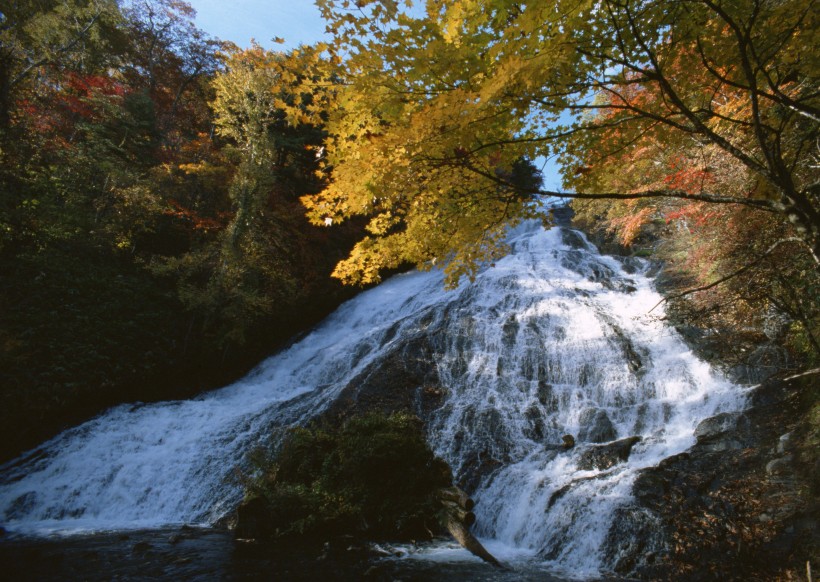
[305,0,818,281]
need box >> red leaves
[164,200,228,231]
[58,72,130,122]
[65,72,128,98]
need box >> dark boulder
[578,408,617,443]
[577,436,641,471]
[320,333,444,424]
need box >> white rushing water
[0,219,745,576]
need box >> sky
[186,0,329,50]
[185,0,563,190]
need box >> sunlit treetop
[302,0,819,286]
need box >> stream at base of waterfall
[0,219,747,579]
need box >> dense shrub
[242,412,452,541]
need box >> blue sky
[186,0,329,49]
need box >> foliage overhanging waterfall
[0,218,745,575]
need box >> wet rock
[693,411,753,452]
[501,315,519,348]
[623,372,820,580]
[674,325,707,345]
[577,436,641,471]
[457,452,504,492]
[319,334,443,423]
[547,483,571,510]
[132,541,152,555]
[536,381,558,411]
[585,262,617,285]
[475,408,505,443]
[644,259,663,278]
[522,405,546,441]
[578,408,617,443]
[560,229,589,250]
[765,456,793,475]
[614,256,644,274]
[546,474,600,510]
[561,434,575,449]
[631,469,669,503]
[551,204,575,226]
[603,505,668,575]
[600,317,644,373]
[777,431,793,454]
[694,411,742,440]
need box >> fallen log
[443,514,505,569]
[437,486,504,569]
[439,486,475,510]
[440,500,476,527]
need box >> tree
[0,0,124,128]
[161,44,337,346]
[121,0,223,146]
[305,0,819,285]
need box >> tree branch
[648,237,809,313]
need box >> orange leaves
[608,206,653,245]
[661,155,716,195]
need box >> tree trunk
[440,500,476,526]
[439,486,475,510]
[438,486,504,568]
[443,515,505,569]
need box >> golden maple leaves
[229,0,819,286]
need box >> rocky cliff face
[610,370,819,580]
[315,215,819,579]
[325,357,818,579]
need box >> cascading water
[0,218,745,577]
[414,221,744,576]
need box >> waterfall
[0,219,744,576]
